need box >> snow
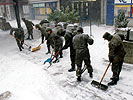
[0,20,133,100]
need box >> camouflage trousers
[111,60,124,80]
[75,48,93,77]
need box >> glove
[109,56,114,62]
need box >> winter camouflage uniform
[73,27,94,81]
[62,29,76,72]
[10,27,24,51]
[52,29,64,63]
[35,24,47,44]
[22,18,34,40]
[103,32,126,85]
[45,27,54,54]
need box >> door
[106,0,114,25]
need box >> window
[114,0,133,17]
[34,8,40,15]
[52,2,56,7]
[46,8,52,14]
[114,5,131,17]
[39,3,45,7]
[33,4,39,7]
[23,5,29,14]
[46,3,50,7]
[86,8,88,15]
[40,8,45,15]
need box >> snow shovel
[32,43,42,52]
[11,35,31,51]
[91,62,111,91]
[44,49,54,64]
[46,50,61,69]
[32,40,46,52]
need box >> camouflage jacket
[108,34,126,62]
[73,33,94,49]
[23,20,34,30]
[63,31,74,49]
[10,27,24,40]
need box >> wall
[127,18,133,26]
[123,41,133,64]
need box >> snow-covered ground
[0,20,133,100]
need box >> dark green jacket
[10,27,24,40]
[23,20,34,30]
[108,34,126,63]
[73,33,94,49]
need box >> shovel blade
[91,80,108,91]
[32,46,41,52]
[44,57,52,64]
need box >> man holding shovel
[35,24,47,44]
[22,18,34,40]
[103,32,126,86]
[52,29,64,63]
[45,27,54,54]
[73,27,94,82]
[10,27,24,51]
[62,24,76,72]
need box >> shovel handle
[12,35,29,47]
[11,35,31,50]
[99,62,111,84]
[39,40,46,46]
[50,50,60,63]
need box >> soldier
[39,19,50,28]
[73,27,94,82]
[62,24,76,72]
[22,18,34,40]
[73,23,78,36]
[52,29,65,63]
[10,27,24,51]
[35,24,54,54]
[35,24,47,44]
[45,27,54,54]
[103,32,126,86]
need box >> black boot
[77,76,81,82]
[21,46,24,49]
[46,51,50,54]
[60,55,63,58]
[19,47,22,51]
[53,59,59,63]
[89,72,93,78]
[68,68,75,72]
[26,37,30,40]
[110,76,119,81]
[68,64,75,72]
[108,79,117,86]
[59,52,63,58]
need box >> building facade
[0,0,29,20]
[106,0,133,26]
[28,0,60,20]
[0,0,14,20]
[0,0,59,20]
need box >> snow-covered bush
[115,11,129,28]
[47,7,79,24]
